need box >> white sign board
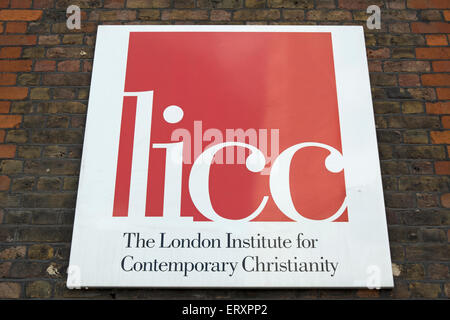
[68,26,393,288]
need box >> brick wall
[0,0,448,299]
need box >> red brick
[432,61,450,72]
[420,10,444,21]
[407,0,449,8]
[0,35,37,45]
[34,60,55,72]
[430,131,450,144]
[0,73,16,85]
[5,22,27,33]
[416,47,450,59]
[306,9,351,21]
[0,10,43,21]
[356,289,380,298]
[426,34,448,46]
[211,10,232,21]
[339,0,384,9]
[33,0,54,8]
[0,60,31,72]
[368,61,382,72]
[0,175,10,190]
[89,10,136,21]
[426,102,450,114]
[127,0,170,8]
[11,0,32,9]
[38,35,59,45]
[0,130,4,142]
[0,0,8,9]
[0,145,16,158]
[399,74,420,87]
[104,0,125,8]
[442,193,450,208]
[162,10,209,20]
[367,48,390,59]
[437,88,450,100]
[421,74,450,86]
[42,73,91,86]
[62,34,83,45]
[0,47,21,58]
[0,282,21,299]
[57,60,80,72]
[0,101,10,113]
[0,114,22,128]
[11,0,32,8]
[442,116,450,129]
[389,22,410,33]
[383,60,430,72]
[0,87,28,100]
[409,282,441,298]
[387,0,405,9]
[444,10,450,21]
[412,22,450,33]
[435,161,450,175]
[82,61,92,72]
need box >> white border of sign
[68,25,393,289]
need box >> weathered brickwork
[0,0,448,299]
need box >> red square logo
[113,32,347,222]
